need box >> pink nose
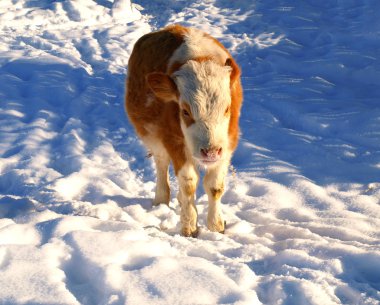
[200,147,222,159]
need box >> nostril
[217,147,222,156]
[201,147,222,159]
[200,148,208,157]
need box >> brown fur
[146,72,179,102]
[211,187,224,201]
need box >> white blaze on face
[173,60,232,165]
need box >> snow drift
[0,0,379,304]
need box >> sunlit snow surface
[0,0,379,304]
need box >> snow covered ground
[0,0,379,304]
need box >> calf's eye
[182,109,190,117]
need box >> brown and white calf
[125,25,243,237]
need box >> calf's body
[126,25,243,236]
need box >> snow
[0,0,379,304]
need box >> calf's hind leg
[144,138,171,206]
[153,152,170,205]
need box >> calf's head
[147,60,232,166]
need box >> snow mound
[0,0,147,74]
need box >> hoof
[191,227,200,238]
[207,219,226,233]
[181,226,199,238]
[219,221,227,234]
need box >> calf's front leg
[177,162,199,237]
[203,161,229,233]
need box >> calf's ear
[225,57,241,87]
[146,72,179,102]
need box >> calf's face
[147,60,232,166]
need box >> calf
[125,25,243,237]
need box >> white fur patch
[173,60,232,164]
[173,60,231,118]
[166,27,233,165]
